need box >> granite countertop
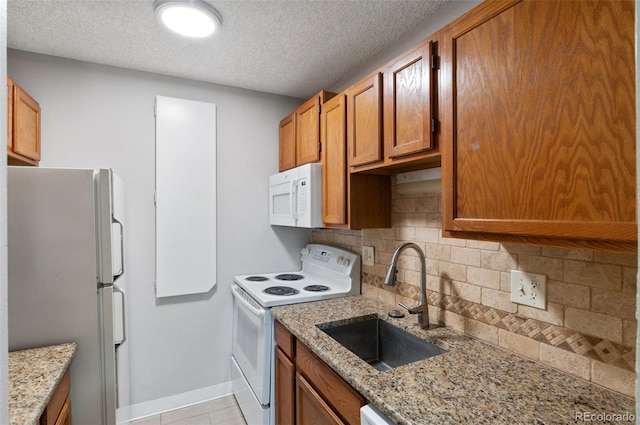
[271,296,635,425]
[9,342,78,425]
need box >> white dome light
[154,0,222,38]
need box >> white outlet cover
[362,246,375,267]
[510,270,547,310]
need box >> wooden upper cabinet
[279,113,296,172]
[7,78,13,151]
[321,93,391,230]
[347,72,383,168]
[7,77,41,166]
[279,91,335,172]
[384,40,435,159]
[321,94,348,226]
[296,96,322,166]
[440,0,637,252]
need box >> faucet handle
[399,302,427,315]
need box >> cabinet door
[384,40,435,158]
[12,82,41,161]
[279,112,296,171]
[7,78,13,151]
[275,347,295,425]
[296,373,345,425]
[321,94,347,226]
[53,398,71,425]
[347,73,383,167]
[295,95,321,166]
[441,0,636,251]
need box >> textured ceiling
[8,0,449,99]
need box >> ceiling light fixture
[154,0,222,38]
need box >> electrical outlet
[362,246,375,267]
[510,270,547,310]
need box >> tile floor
[129,395,247,425]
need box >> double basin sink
[317,315,446,371]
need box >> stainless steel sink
[317,316,446,371]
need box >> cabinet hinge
[154,101,157,117]
[431,118,439,134]
[431,54,439,70]
[318,142,322,153]
[317,104,321,114]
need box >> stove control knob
[343,258,350,267]
[337,256,344,265]
[301,248,310,256]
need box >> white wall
[7,49,310,407]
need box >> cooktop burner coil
[245,276,269,282]
[263,286,300,296]
[275,273,304,281]
[303,285,330,292]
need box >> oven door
[232,283,272,405]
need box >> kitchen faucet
[384,242,430,329]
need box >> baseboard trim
[118,381,233,423]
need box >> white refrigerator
[7,167,130,425]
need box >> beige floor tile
[163,413,212,425]
[130,415,162,425]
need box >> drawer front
[274,320,295,358]
[296,340,366,425]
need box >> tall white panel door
[155,96,217,297]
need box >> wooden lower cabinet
[40,368,72,425]
[296,373,345,425]
[275,346,295,425]
[274,320,367,425]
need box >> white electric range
[231,244,361,425]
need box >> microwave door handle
[289,180,295,219]
[291,180,299,219]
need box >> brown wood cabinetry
[274,320,366,425]
[279,91,336,172]
[296,373,345,425]
[347,72,383,168]
[40,368,72,425]
[440,0,637,252]
[275,347,295,425]
[279,112,296,172]
[347,37,440,173]
[321,93,391,229]
[321,94,348,226]
[384,39,437,161]
[7,77,41,166]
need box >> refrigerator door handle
[114,284,127,347]
[113,217,125,282]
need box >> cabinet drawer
[296,340,365,425]
[41,368,70,425]
[274,320,295,358]
[296,373,345,425]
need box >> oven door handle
[232,284,265,319]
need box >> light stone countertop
[9,342,78,425]
[271,296,635,425]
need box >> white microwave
[269,163,322,228]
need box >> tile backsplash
[311,178,637,397]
